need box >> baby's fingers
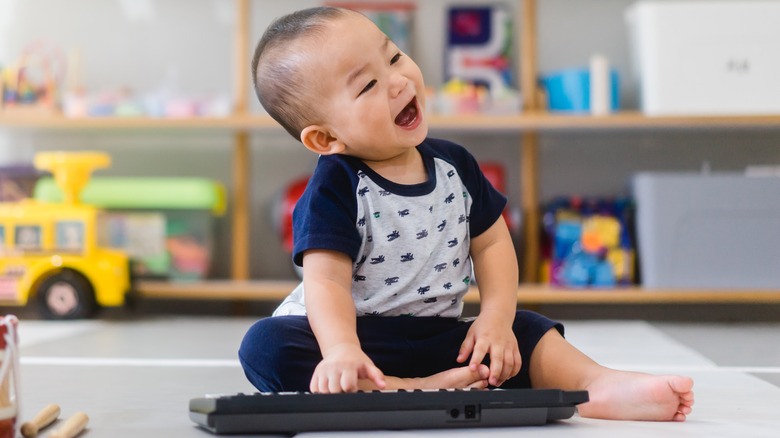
[457,335,476,364]
[311,371,337,393]
[488,348,505,386]
[310,374,321,393]
[340,371,359,393]
[469,341,489,371]
[363,364,386,389]
[511,348,523,378]
[493,347,522,386]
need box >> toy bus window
[56,221,84,251]
[15,225,41,250]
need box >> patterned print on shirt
[370,255,385,264]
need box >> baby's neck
[362,149,427,185]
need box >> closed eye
[359,79,377,96]
[390,53,402,65]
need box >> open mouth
[394,96,420,128]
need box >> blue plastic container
[540,68,619,113]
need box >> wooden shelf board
[0,113,276,130]
[428,111,780,131]
[3,111,780,131]
[135,280,780,305]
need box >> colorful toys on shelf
[429,79,521,116]
[0,152,131,319]
[61,89,232,119]
[0,41,66,115]
[542,197,635,288]
[34,177,226,281]
[1,39,231,119]
[539,65,620,114]
[437,3,522,116]
[446,5,514,93]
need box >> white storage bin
[626,1,780,116]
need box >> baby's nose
[389,73,409,97]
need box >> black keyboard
[189,388,589,435]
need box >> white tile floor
[12,316,780,437]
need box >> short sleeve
[292,156,362,266]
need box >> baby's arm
[459,216,522,386]
[302,249,386,393]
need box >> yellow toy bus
[0,152,130,319]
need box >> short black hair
[251,7,349,141]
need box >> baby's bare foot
[415,364,491,390]
[360,365,490,391]
[579,371,694,421]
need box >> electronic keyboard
[189,388,589,435]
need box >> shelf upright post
[520,0,539,111]
[519,0,541,283]
[231,0,251,281]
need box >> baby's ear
[301,125,345,155]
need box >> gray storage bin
[633,172,780,289]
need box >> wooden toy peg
[20,404,60,437]
[48,412,88,438]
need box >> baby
[239,6,694,421]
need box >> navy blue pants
[238,310,563,392]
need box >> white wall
[2,0,779,280]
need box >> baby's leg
[239,316,323,392]
[529,329,695,421]
[240,315,490,393]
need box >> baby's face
[301,12,428,161]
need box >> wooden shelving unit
[135,280,780,305]
[4,111,780,131]
[3,0,780,307]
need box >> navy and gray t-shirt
[273,137,507,318]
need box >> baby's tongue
[395,99,418,126]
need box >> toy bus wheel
[36,270,97,320]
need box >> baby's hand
[457,312,521,387]
[310,343,386,393]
